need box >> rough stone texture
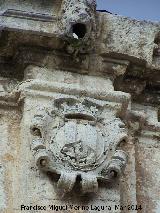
[0,1,159,213]
[28,70,128,194]
[98,13,159,65]
[60,0,96,37]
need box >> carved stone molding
[2,9,57,23]
[30,96,128,194]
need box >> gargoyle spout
[60,0,96,39]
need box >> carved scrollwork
[30,96,128,194]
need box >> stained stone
[0,1,159,213]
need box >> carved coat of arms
[30,96,128,194]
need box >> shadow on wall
[152,32,160,66]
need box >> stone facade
[0,1,159,213]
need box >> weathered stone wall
[0,1,159,213]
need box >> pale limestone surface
[0,1,159,213]
[98,13,159,65]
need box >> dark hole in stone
[40,159,47,167]
[110,170,118,178]
[47,171,60,182]
[72,175,82,193]
[72,23,87,39]
[65,113,95,121]
[153,47,160,56]
[31,127,42,138]
[153,33,160,57]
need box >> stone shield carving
[30,97,128,194]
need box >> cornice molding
[2,9,59,22]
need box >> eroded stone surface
[30,95,128,194]
[0,0,159,212]
[60,0,96,38]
